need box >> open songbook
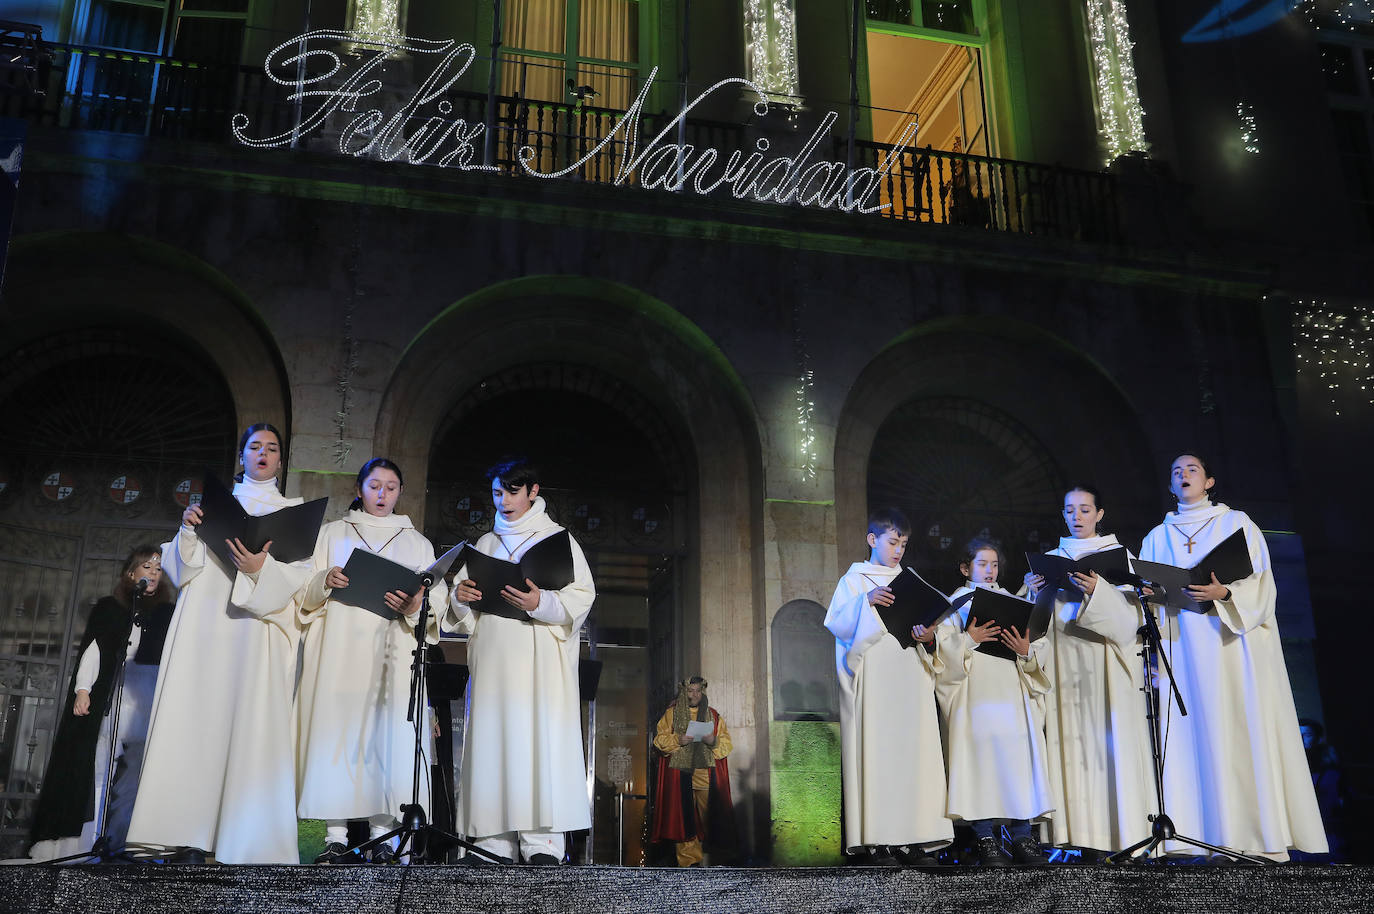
[337,542,466,620]
[196,473,328,567]
[876,567,976,650]
[1130,529,1255,612]
[1025,546,1139,590]
[459,530,576,622]
[966,587,1051,662]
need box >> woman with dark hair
[126,422,315,864]
[1024,486,1152,857]
[1138,453,1326,860]
[296,457,447,864]
[27,546,174,861]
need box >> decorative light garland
[792,297,818,481]
[1335,0,1374,30]
[234,33,916,215]
[743,0,802,106]
[1236,99,1260,153]
[1292,299,1374,416]
[347,0,406,56]
[1085,0,1149,163]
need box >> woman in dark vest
[28,545,174,861]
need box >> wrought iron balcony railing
[1,40,1119,243]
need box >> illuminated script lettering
[232,30,918,215]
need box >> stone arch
[1,232,292,449]
[834,316,1158,570]
[373,274,769,846]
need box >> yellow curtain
[578,0,638,109]
[504,0,566,54]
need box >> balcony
[1,39,1119,244]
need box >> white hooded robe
[824,561,953,851]
[1139,500,1327,859]
[126,476,311,864]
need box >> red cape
[650,707,735,845]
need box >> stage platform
[1,863,1370,914]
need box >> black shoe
[167,847,207,865]
[370,843,398,865]
[526,852,561,865]
[314,842,362,865]
[975,836,1009,868]
[1009,836,1049,865]
[458,846,508,863]
[893,846,939,867]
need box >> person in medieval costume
[650,677,737,867]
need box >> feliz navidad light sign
[232,30,918,215]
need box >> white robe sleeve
[74,641,100,693]
[935,625,977,687]
[915,637,945,676]
[229,553,310,641]
[446,564,477,635]
[1213,521,1277,636]
[300,525,337,622]
[526,535,595,639]
[1019,638,1053,697]
[1074,584,1143,649]
[162,526,207,590]
[824,578,885,677]
[301,568,331,620]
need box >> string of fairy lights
[744,0,802,105]
[1085,0,1149,164]
[1292,300,1374,416]
[792,298,818,482]
[351,0,404,46]
[1236,100,1260,154]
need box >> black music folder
[338,541,466,620]
[197,473,328,567]
[1130,529,1255,612]
[878,567,976,650]
[966,587,1050,662]
[459,531,576,622]
[1026,546,1138,590]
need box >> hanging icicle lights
[233,31,918,216]
[744,0,802,105]
[1292,299,1374,415]
[352,0,403,45]
[1236,99,1260,153]
[796,369,818,480]
[1085,0,1149,163]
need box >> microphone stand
[39,580,145,865]
[1108,581,1268,865]
[344,576,505,865]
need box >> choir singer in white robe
[126,423,312,865]
[1024,486,1153,856]
[296,457,446,864]
[1140,453,1326,860]
[824,507,951,864]
[448,458,595,865]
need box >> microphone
[134,577,150,596]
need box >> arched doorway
[868,396,1065,591]
[0,325,238,859]
[836,318,1157,588]
[0,232,290,859]
[372,276,764,863]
